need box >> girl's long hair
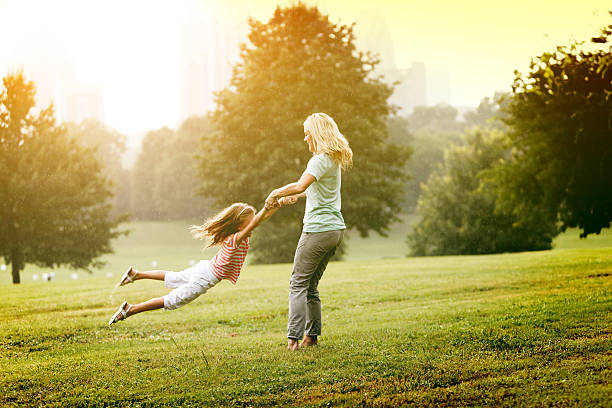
[304,113,353,170]
[190,203,256,247]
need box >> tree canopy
[65,119,130,216]
[406,104,464,133]
[0,72,124,284]
[408,129,559,256]
[196,3,411,263]
[131,116,213,221]
[495,17,612,237]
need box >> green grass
[5,216,611,284]
[2,244,611,406]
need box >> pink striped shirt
[209,233,249,284]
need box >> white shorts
[163,260,220,310]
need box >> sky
[0,0,609,135]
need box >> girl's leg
[118,267,169,286]
[134,270,168,281]
[112,264,215,323]
[109,297,164,325]
[126,297,164,317]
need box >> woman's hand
[265,174,314,209]
[265,190,280,210]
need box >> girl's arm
[235,205,279,246]
[265,173,315,209]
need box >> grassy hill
[2,246,610,406]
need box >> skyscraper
[383,61,428,115]
[65,84,104,123]
[179,5,241,119]
[352,8,451,114]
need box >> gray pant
[287,229,344,340]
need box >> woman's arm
[278,194,304,206]
[265,173,315,209]
[235,205,279,246]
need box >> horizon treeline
[2,4,610,282]
[69,98,495,222]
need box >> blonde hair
[190,203,256,247]
[304,113,353,170]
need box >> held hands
[265,191,279,210]
[265,199,281,211]
[264,192,299,210]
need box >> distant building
[9,32,106,124]
[383,62,428,115]
[10,33,76,121]
[65,85,104,123]
[350,8,452,114]
[355,9,397,71]
[179,7,241,119]
[426,66,451,106]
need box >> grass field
[3,216,612,284]
[2,229,611,406]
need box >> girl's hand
[261,203,280,221]
[279,196,298,206]
[267,200,281,210]
[265,190,280,209]
[265,199,280,210]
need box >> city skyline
[0,0,609,135]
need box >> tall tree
[406,104,463,133]
[403,130,463,212]
[408,129,559,256]
[196,3,411,263]
[131,127,172,220]
[0,72,124,284]
[65,119,130,216]
[495,18,612,237]
[131,117,213,221]
[463,92,507,130]
[386,116,462,212]
[154,116,213,220]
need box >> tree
[495,18,612,237]
[0,72,124,284]
[154,116,213,220]
[407,129,559,256]
[65,119,130,216]
[131,117,213,221]
[463,92,507,130]
[403,130,463,212]
[406,104,464,133]
[387,115,464,212]
[196,3,411,263]
[131,127,172,220]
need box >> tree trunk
[11,264,21,284]
[11,249,22,284]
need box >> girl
[108,201,284,325]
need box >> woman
[265,112,353,351]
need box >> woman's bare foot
[300,335,317,348]
[287,338,300,351]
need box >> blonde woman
[108,201,284,325]
[265,112,353,350]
